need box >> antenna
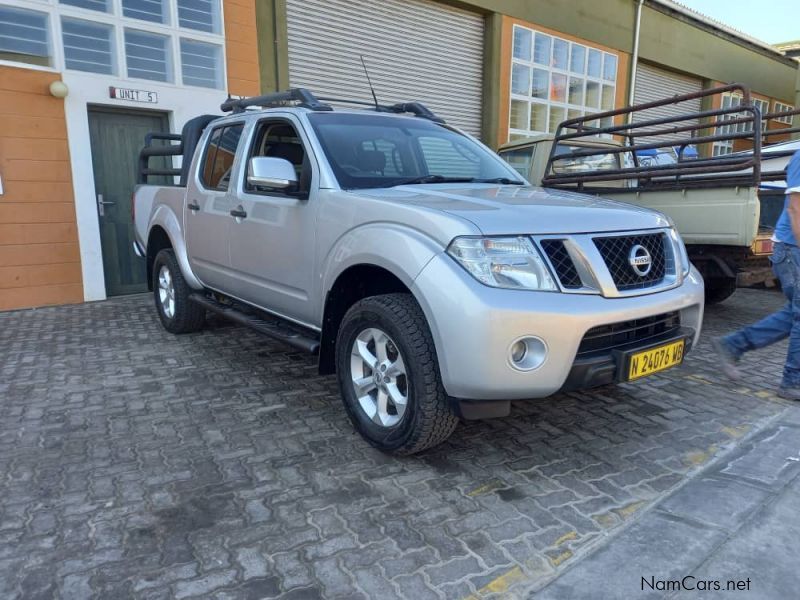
[360,55,379,109]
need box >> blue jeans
[723,242,800,388]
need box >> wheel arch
[318,263,422,375]
[145,225,172,291]
[145,205,203,291]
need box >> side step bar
[190,293,320,354]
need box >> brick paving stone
[0,290,792,599]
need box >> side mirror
[247,156,298,190]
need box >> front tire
[152,249,205,333]
[335,293,458,455]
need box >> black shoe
[711,337,742,380]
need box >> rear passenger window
[201,124,244,190]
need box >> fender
[148,204,204,290]
[318,222,445,319]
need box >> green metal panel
[88,107,169,296]
[481,12,503,145]
[256,0,289,93]
[442,0,636,52]
[638,5,797,102]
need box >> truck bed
[602,186,760,247]
[133,184,186,250]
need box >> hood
[358,184,670,235]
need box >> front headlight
[668,227,691,277]
[446,236,558,291]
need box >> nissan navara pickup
[133,89,704,455]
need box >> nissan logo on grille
[628,244,653,276]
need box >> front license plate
[627,340,685,381]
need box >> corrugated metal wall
[633,62,703,142]
[285,0,485,137]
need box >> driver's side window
[247,120,308,195]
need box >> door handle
[187,201,200,211]
[97,194,115,216]
[230,208,247,219]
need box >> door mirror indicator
[247,157,298,190]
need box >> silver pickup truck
[134,89,704,454]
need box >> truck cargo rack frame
[542,83,798,194]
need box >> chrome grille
[540,239,582,289]
[593,233,667,291]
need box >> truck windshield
[307,112,524,189]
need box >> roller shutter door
[633,63,703,141]
[286,0,484,137]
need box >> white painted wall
[62,71,226,301]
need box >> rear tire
[335,293,458,455]
[705,277,737,305]
[152,249,205,333]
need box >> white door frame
[62,71,226,301]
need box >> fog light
[510,340,527,363]
[508,336,547,371]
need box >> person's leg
[713,244,795,379]
[722,244,795,359]
[779,246,800,395]
[723,304,793,358]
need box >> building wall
[257,0,798,148]
[223,0,261,96]
[0,0,260,311]
[0,66,82,311]
[637,4,796,102]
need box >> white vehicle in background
[499,84,799,304]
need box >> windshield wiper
[473,177,525,185]
[393,174,477,186]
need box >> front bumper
[412,253,704,400]
[560,327,694,392]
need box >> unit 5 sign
[109,87,158,104]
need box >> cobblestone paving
[0,289,792,599]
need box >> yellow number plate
[628,340,685,381]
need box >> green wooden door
[88,107,170,296]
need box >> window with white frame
[179,37,221,88]
[62,17,115,74]
[714,93,770,156]
[0,5,51,67]
[177,0,220,34]
[60,0,109,13]
[509,24,618,141]
[122,0,169,24]
[124,28,171,82]
[774,102,795,125]
[0,0,225,89]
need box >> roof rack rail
[220,88,333,113]
[315,96,445,123]
[221,88,446,123]
[388,102,445,123]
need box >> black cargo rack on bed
[137,114,217,186]
[541,83,800,194]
